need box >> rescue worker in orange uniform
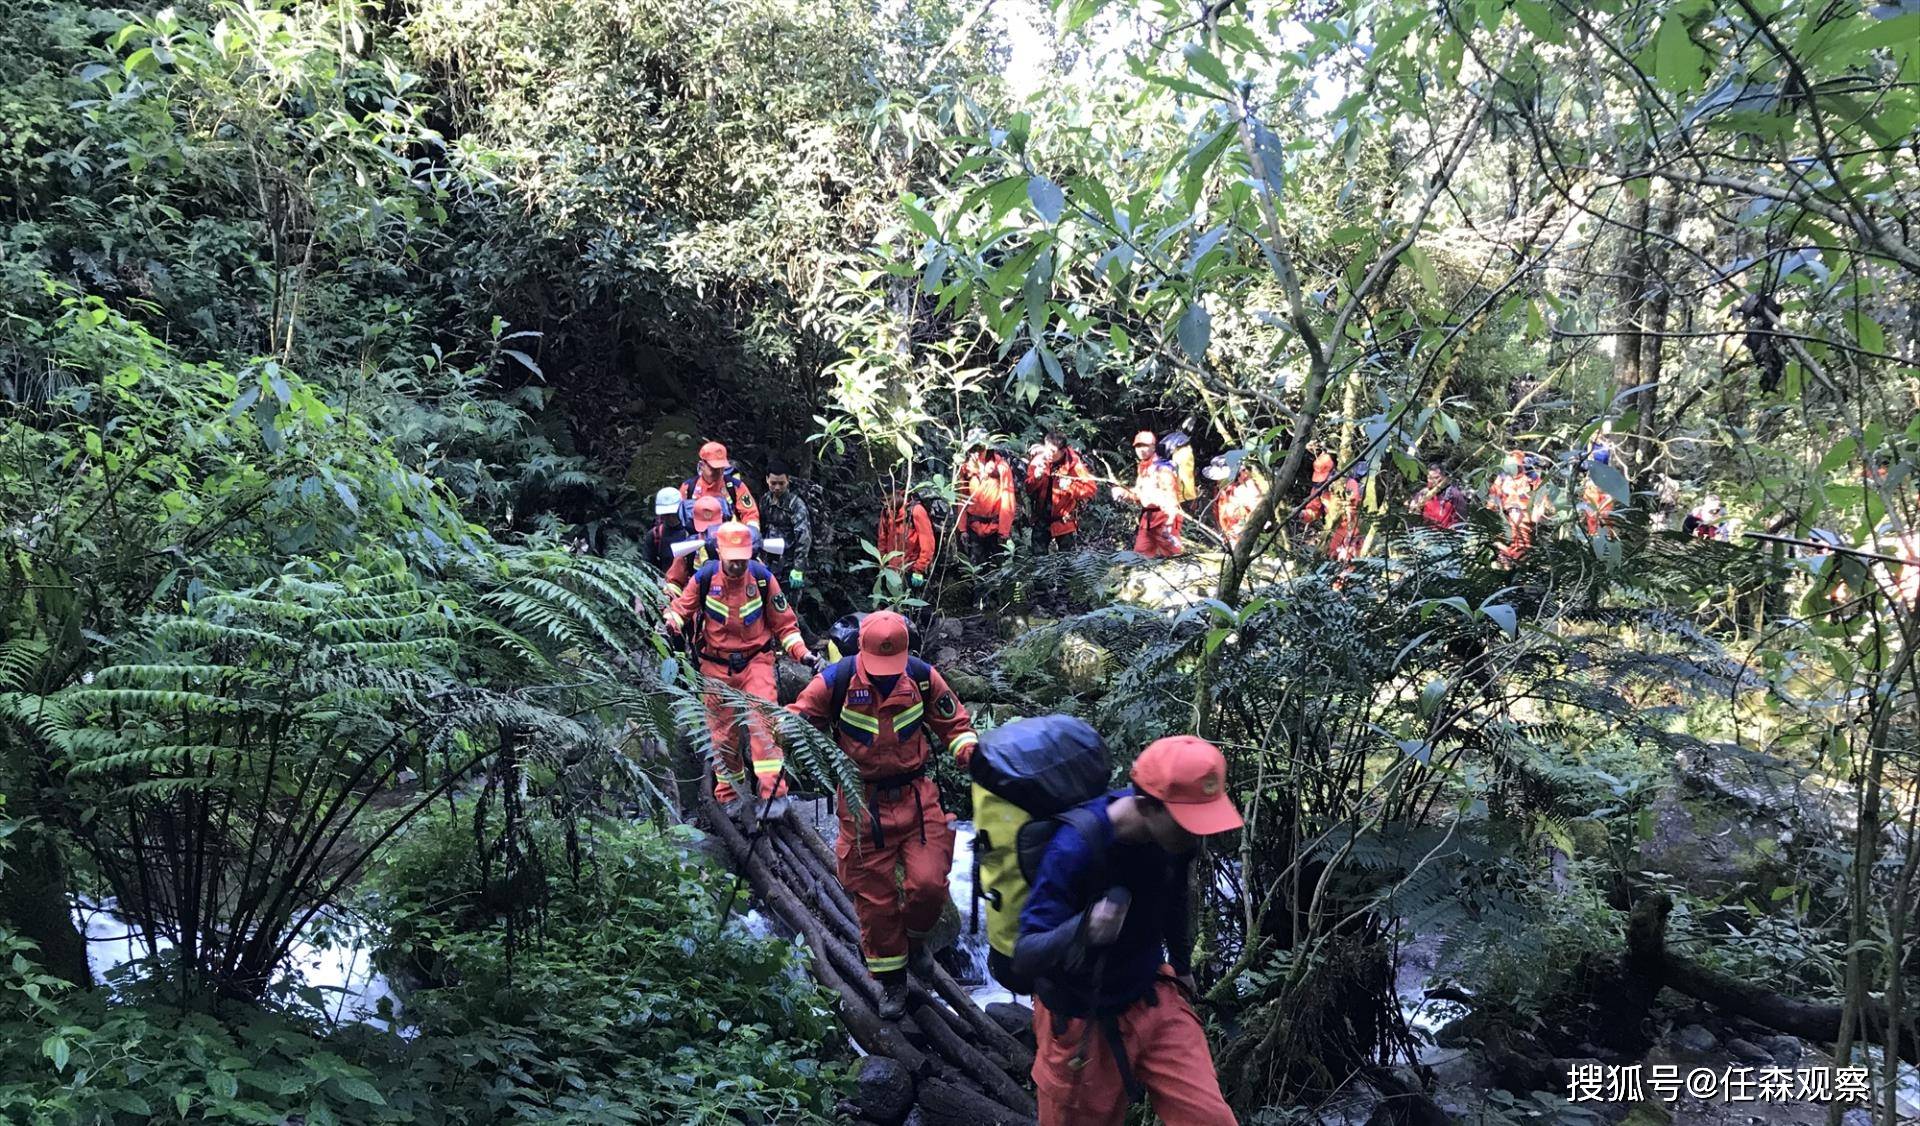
[1578,447,1620,538]
[1204,455,1266,550]
[660,495,726,599]
[788,611,979,1019]
[664,522,816,815]
[1017,735,1243,1125]
[1326,464,1368,561]
[1026,430,1099,553]
[1409,464,1471,532]
[1488,451,1541,565]
[878,488,937,590]
[958,436,1018,564]
[1113,430,1183,557]
[681,441,761,529]
[1299,449,1336,529]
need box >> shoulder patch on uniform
[848,688,873,705]
[935,692,958,719]
[772,592,789,612]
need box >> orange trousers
[699,650,786,803]
[835,776,953,974]
[1033,974,1236,1126]
[1134,510,1183,557]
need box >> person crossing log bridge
[787,610,981,1021]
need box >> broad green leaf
[1588,461,1630,506]
[1028,176,1065,224]
[1177,302,1211,362]
[1183,42,1232,89]
[1655,16,1705,93]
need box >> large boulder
[848,1056,914,1125]
[1053,631,1111,696]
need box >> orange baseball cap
[1132,429,1158,448]
[699,441,731,470]
[690,495,725,532]
[1130,736,1243,836]
[713,521,754,561]
[858,610,912,676]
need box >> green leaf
[1655,16,1705,93]
[903,199,939,239]
[1177,302,1211,362]
[41,1035,69,1073]
[1183,42,1232,90]
[1406,246,1440,296]
[1480,602,1518,639]
[333,1076,386,1105]
[1512,0,1561,43]
[1028,176,1065,224]
[1147,74,1220,100]
[1062,0,1106,33]
[208,1070,239,1101]
[1588,461,1630,507]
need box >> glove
[786,570,804,590]
[807,653,826,674]
[909,572,926,590]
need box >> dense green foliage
[2,0,1918,1120]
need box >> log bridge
[699,791,1039,1125]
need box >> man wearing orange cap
[1112,431,1183,558]
[665,521,815,814]
[659,494,727,599]
[788,611,979,1020]
[1014,735,1241,1125]
[878,487,936,588]
[1488,451,1540,565]
[681,440,760,529]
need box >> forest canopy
[1,0,1917,1122]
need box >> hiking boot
[906,942,936,979]
[877,972,910,1021]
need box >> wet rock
[1725,1036,1771,1063]
[1054,631,1110,695]
[850,1056,914,1125]
[775,655,812,704]
[929,618,964,644]
[932,646,961,669]
[1763,1035,1803,1064]
[1618,1102,1672,1126]
[1671,1023,1717,1053]
[1840,1111,1872,1126]
[986,1001,1034,1045]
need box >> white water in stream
[945,820,1014,1007]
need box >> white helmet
[654,487,682,517]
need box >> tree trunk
[1614,180,1652,456]
[1631,183,1681,472]
[0,821,91,987]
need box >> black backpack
[969,715,1112,993]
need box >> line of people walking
[640,436,1245,1122]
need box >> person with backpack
[1204,454,1266,550]
[658,495,727,599]
[1578,448,1620,538]
[787,611,979,1020]
[1158,425,1199,512]
[1113,430,1183,558]
[1299,448,1336,530]
[681,440,761,529]
[1014,735,1242,1125]
[664,521,817,817]
[759,457,812,593]
[1488,451,1541,565]
[1026,430,1098,553]
[958,435,1018,564]
[878,487,936,589]
[646,486,690,573]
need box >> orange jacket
[1131,457,1182,523]
[1026,448,1098,536]
[681,471,761,529]
[879,495,936,575]
[959,452,1017,538]
[1488,471,1535,518]
[1579,479,1616,536]
[665,560,809,661]
[1214,472,1265,546]
[789,657,979,778]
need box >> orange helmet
[714,521,755,561]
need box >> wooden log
[1632,892,1920,1066]
[925,968,1035,1075]
[910,1003,1037,1117]
[915,1076,1036,1126]
[700,796,928,1072]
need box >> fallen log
[915,1076,1034,1126]
[1632,893,1920,1065]
[911,999,1036,1116]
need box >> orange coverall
[879,495,937,577]
[788,659,979,974]
[1127,457,1183,557]
[1027,447,1099,540]
[1213,471,1265,548]
[1579,478,1616,537]
[1300,452,1336,527]
[666,561,811,802]
[960,451,1017,540]
[1489,471,1537,563]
